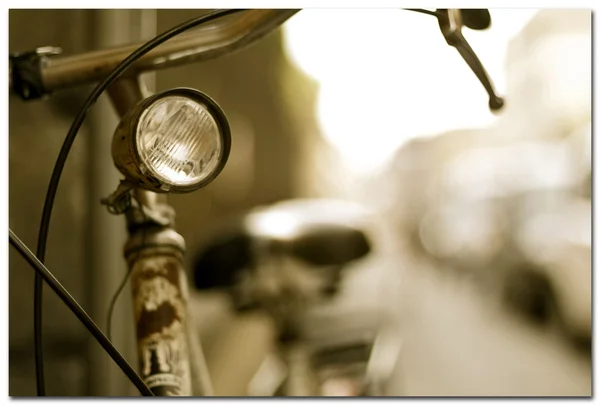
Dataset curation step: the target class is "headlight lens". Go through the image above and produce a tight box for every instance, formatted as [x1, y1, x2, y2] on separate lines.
[112, 88, 230, 193]
[137, 96, 222, 187]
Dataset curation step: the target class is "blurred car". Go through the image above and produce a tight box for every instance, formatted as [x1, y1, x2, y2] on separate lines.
[410, 121, 591, 351]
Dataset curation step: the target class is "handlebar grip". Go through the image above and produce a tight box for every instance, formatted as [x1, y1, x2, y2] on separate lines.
[460, 9, 492, 30]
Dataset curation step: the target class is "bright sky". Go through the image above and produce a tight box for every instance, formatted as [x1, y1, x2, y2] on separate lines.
[283, 9, 539, 175]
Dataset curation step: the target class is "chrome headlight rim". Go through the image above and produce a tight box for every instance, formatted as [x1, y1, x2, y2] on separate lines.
[112, 87, 231, 193]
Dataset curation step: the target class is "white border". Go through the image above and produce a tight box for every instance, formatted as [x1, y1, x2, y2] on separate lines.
[3, 0, 599, 8]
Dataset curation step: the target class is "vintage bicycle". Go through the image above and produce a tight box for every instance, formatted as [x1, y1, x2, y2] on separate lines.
[9, 8, 504, 396]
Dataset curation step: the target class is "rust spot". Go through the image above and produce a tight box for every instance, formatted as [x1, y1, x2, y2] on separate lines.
[162, 260, 181, 287]
[131, 258, 182, 291]
[137, 302, 180, 339]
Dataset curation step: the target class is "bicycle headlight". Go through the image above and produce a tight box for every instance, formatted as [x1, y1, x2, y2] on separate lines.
[112, 87, 231, 193]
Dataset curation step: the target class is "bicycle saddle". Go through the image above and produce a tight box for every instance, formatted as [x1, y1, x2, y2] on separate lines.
[193, 199, 372, 290]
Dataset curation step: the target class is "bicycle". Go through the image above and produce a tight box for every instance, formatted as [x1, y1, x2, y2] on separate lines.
[192, 198, 394, 396]
[9, 8, 505, 396]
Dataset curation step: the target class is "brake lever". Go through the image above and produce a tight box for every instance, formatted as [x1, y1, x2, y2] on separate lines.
[436, 9, 504, 111]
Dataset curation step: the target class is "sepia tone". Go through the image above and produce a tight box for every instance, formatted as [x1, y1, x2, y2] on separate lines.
[8, 8, 591, 397]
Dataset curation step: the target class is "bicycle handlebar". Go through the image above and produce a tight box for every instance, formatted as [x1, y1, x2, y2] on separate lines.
[10, 9, 299, 99]
[10, 9, 503, 111]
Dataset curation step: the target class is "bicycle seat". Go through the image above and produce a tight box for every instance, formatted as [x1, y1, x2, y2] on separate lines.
[284, 222, 371, 266]
[193, 199, 372, 290]
[193, 229, 254, 290]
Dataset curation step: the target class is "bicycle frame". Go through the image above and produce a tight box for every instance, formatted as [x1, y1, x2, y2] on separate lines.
[9, 8, 503, 396]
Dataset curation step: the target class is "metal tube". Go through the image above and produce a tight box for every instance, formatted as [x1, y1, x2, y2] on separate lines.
[107, 76, 148, 117]
[41, 10, 299, 94]
[280, 343, 318, 396]
[125, 239, 194, 396]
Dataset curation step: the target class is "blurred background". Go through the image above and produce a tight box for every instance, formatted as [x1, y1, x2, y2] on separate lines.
[9, 8, 591, 397]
